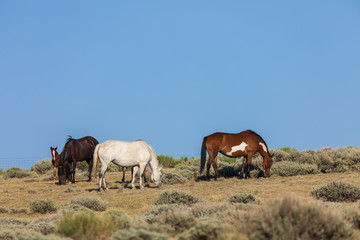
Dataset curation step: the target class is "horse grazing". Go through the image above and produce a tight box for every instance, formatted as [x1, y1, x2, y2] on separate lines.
[201, 130, 273, 180]
[92, 140, 162, 191]
[58, 136, 99, 185]
[50, 147, 60, 184]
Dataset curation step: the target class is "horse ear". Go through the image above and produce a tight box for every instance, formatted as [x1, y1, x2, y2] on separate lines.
[50, 146, 53, 150]
[55, 147, 58, 150]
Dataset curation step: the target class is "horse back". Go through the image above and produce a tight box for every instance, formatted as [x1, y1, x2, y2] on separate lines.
[206, 130, 265, 155]
[62, 136, 98, 162]
[98, 140, 152, 166]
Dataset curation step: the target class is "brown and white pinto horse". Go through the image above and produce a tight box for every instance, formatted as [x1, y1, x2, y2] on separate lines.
[201, 130, 273, 180]
[50, 147, 60, 184]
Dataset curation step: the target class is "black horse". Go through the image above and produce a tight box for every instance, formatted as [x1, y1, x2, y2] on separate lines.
[58, 136, 99, 185]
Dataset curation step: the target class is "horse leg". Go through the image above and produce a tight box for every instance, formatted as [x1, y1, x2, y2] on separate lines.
[143, 166, 147, 183]
[206, 151, 216, 181]
[240, 156, 247, 179]
[99, 163, 108, 191]
[71, 159, 76, 184]
[122, 167, 125, 182]
[139, 163, 146, 189]
[87, 159, 93, 182]
[53, 167, 56, 185]
[131, 166, 139, 189]
[246, 153, 254, 179]
[212, 156, 218, 181]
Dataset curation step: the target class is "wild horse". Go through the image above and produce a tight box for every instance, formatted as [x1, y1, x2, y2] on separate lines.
[201, 130, 273, 180]
[50, 146, 60, 185]
[92, 140, 161, 191]
[58, 136, 99, 185]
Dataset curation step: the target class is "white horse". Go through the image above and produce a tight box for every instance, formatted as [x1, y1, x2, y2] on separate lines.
[92, 140, 162, 190]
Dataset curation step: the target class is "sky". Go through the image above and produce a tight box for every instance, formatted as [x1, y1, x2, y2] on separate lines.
[0, 1, 359, 170]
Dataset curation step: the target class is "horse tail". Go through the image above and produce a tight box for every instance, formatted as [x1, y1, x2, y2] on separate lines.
[92, 144, 101, 180]
[200, 137, 208, 173]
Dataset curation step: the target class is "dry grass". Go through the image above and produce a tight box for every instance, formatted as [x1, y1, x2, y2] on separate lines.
[1, 170, 360, 219]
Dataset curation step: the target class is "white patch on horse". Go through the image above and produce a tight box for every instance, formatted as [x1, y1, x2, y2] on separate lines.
[259, 142, 267, 152]
[52, 150, 56, 159]
[227, 142, 247, 156]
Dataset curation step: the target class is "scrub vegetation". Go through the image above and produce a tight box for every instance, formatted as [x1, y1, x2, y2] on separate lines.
[1, 147, 360, 239]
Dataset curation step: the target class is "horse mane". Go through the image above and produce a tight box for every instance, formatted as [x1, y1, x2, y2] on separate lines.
[66, 135, 73, 143]
[59, 136, 74, 162]
[247, 130, 272, 156]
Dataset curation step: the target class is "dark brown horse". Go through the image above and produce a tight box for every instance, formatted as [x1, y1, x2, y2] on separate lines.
[50, 147, 60, 185]
[201, 130, 273, 180]
[58, 136, 99, 185]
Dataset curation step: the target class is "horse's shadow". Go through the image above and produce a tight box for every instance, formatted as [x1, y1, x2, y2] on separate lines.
[195, 164, 265, 181]
[86, 182, 152, 192]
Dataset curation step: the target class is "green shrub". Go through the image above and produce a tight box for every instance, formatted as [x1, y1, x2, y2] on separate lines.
[178, 220, 229, 240]
[0, 217, 29, 226]
[269, 149, 290, 163]
[31, 159, 53, 175]
[162, 172, 187, 185]
[6, 167, 22, 172]
[18, 232, 70, 240]
[246, 196, 354, 240]
[340, 206, 360, 229]
[278, 147, 297, 154]
[163, 213, 196, 233]
[142, 204, 187, 224]
[4, 169, 38, 179]
[157, 155, 180, 168]
[174, 166, 199, 180]
[56, 212, 116, 240]
[154, 191, 200, 207]
[104, 209, 131, 229]
[30, 199, 58, 214]
[61, 204, 94, 215]
[70, 197, 107, 211]
[0, 229, 66, 240]
[315, 154, 335, 173]
[28, 219, 56, 235]
[109, 228, 170, 240]
[218, 155, 238, 164]
[0, 206, 8, 213]
[190, 203, 232, 218]
[271, 161, 318, 177]
[227, 193, 260, 204]
[76, 161, 89, 171]
[10, 208, 28, 214]
[311, 181, 360, 202]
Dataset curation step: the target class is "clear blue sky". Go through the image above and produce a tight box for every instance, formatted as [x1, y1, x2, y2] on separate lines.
[1, 1, 359, 170]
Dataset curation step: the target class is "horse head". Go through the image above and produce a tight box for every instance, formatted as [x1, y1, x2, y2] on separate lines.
[50, 147, 59, 166]
[262, 155, 273, 178]
[151, 167, 162, 187]
[58, 162, 71, 185]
